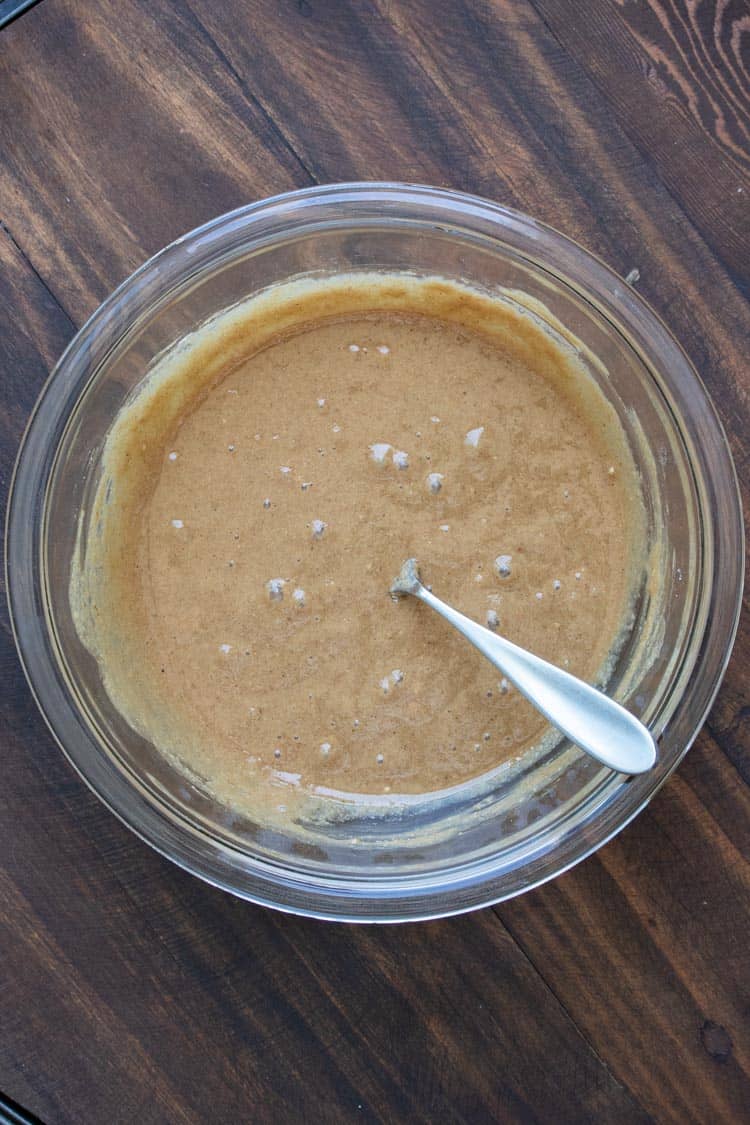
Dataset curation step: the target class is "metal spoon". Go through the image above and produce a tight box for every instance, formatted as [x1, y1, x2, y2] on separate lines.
[390, 558, 656, 775]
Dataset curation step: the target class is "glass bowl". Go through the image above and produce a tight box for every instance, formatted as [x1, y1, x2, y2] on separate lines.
[6, 184, 743, 921]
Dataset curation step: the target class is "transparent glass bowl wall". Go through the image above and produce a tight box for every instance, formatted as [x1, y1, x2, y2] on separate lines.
[7, 185, 743, 921]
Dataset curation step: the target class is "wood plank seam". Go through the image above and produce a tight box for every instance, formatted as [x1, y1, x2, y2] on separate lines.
[0, 221, 77, 332]
[490, 902, 655, 1121]
[178, 0, 318, 187]
[706, 711, 750, 789]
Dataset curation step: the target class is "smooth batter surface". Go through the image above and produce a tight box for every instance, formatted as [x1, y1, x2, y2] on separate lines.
[73, 275, 644, 818]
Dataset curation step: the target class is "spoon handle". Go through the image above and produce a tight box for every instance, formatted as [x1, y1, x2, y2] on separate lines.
[413, 583, 656, 775]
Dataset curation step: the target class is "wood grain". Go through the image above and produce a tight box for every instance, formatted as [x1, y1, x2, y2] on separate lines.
[530, 0, 750, 292]
[1, 2, 748, 1122]
[498, 731, 750, 1122]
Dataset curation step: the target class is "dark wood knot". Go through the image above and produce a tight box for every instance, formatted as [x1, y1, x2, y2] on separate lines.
[700, 1020, 733, 1064]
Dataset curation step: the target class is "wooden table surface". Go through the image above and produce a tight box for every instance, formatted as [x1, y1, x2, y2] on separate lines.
[1, 2, 748, 1122]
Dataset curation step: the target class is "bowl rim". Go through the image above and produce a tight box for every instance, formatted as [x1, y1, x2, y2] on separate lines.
[5, 181, 745, 922]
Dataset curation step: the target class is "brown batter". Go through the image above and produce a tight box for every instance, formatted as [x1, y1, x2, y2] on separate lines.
[73, 274, 644, 820]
